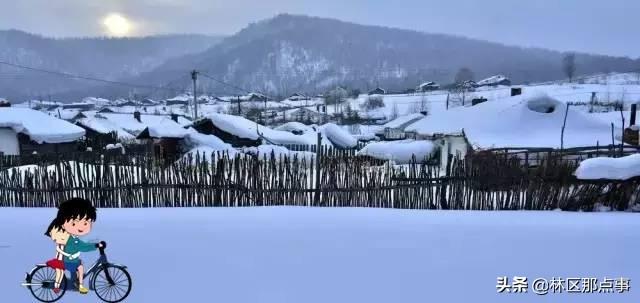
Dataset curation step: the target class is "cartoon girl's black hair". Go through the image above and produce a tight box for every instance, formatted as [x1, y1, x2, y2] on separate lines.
[44, 217, 64, 237]
[56, 198, 97, 223]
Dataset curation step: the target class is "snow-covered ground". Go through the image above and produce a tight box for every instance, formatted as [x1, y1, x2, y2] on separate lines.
[1, 207, 638, 303]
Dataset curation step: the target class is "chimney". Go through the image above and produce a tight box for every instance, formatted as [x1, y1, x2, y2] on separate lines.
[133, 111, 141, 122]
[171, 114, 179, 122]
[631, 104, 637, 126]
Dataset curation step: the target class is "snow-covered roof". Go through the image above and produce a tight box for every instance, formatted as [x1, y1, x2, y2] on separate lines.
[184, 131, 234, 151]
[406, 95, 620, 149]
[167, 94, 191, 102]
[140, 119, 192, 139]
[275, 122, 315, 134]
[47, 108, 85, 121]
[357, 140, 435, 164]
[75, 117, 135, 140]
[418, 82, 439, 87]
[98, 113, 191, 136]
[203, 113, 330, 146]
[574, 154, 640, 180]
[477, 75, 509, 86]
[0, 108, 85, 143]
[82, 97, 111, 106]
[321, 123, 358, 148]
[382, 113, 426, 131]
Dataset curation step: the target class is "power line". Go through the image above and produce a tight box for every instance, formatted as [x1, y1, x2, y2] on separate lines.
[198, 72, 253, 94]
[0, 61, 183, 93]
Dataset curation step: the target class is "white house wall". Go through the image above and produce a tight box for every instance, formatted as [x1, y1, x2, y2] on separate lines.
[0, 128, 20, 155]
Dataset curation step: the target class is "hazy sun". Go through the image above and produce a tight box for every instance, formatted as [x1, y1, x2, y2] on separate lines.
[102, 13, 132, 36]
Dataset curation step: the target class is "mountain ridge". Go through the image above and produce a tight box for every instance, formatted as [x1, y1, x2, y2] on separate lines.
[3, 14, 639, 102]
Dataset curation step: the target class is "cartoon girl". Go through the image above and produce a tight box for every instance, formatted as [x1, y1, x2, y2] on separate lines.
[44, 218, 76, 294]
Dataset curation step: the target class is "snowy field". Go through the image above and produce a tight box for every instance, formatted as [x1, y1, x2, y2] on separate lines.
[1, 207, 639, 303]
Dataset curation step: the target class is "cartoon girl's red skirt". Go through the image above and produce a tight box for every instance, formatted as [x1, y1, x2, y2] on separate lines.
[46, 259, 65, 270]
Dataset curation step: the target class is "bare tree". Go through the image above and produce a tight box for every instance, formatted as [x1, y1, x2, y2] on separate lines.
[563, 53, 577, 83]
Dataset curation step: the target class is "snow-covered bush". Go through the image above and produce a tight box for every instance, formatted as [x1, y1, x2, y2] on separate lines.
[362, 95, 385, 110]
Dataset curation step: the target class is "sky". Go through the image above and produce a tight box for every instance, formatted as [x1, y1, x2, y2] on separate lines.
[2, 0, 639, 58]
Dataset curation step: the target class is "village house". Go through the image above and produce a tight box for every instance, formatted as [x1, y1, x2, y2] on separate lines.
[476, 75, 511, 87]
[377, 113, 427, 141]
[47, 108, 87, 122]
[368, 87, 386, 95]
[286, 93, 310, 101]
[96, 112, 191, 137]
[191, 113, 327, 148]
[404, 95, 620, 168]
[137, 118, 192, 163]
[286, 107, 329, 124]
[416, 82, 440, 92]
[75, 115, 136, 149]
[0, 107, 85, 156]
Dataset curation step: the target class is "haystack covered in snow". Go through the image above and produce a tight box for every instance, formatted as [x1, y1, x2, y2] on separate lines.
[406, 95, 619, 150]
[0, 108, 85, 155]
[357, 140, 436, 164]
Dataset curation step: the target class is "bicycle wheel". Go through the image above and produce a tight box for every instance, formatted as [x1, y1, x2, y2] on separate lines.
[92, 265, 132, 303]
[28, 266, 67, 303]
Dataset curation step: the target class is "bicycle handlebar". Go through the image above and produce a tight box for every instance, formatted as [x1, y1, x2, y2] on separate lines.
[97, 241, 107, 255]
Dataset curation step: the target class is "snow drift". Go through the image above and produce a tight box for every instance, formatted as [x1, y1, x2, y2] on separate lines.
[321, 123, 358, 149]
[406, 94, 619, 149]
[574, 154, 640, 180]
[357, 140, 435, 164]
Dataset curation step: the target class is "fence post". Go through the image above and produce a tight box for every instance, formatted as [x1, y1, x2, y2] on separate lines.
[440, 153, 452, 209]
[314, 132, 322, 205]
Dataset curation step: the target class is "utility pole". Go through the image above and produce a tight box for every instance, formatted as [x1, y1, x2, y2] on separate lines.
[191, 70, 199, 119]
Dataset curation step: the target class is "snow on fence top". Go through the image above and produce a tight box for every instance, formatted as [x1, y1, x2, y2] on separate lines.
[321, 123, 358, 149]
[205, 113, 330, 146]
[357, 140, 435, 164]
[574, 154, 640, 181]
[241, 145, 316, 162]
[406, 94, 618, 149]
[0, 108, 85, 143]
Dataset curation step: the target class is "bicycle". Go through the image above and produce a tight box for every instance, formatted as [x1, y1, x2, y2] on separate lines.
[22, 241, 132, 303]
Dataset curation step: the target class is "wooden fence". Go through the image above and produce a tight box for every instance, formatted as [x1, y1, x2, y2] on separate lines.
[0, 149, 638, 211]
